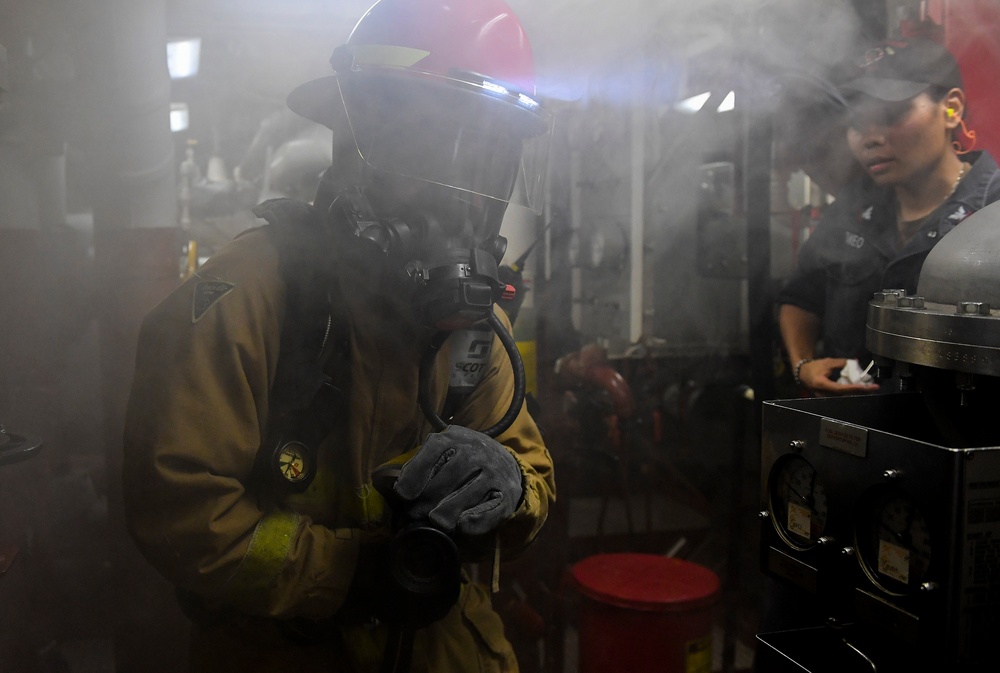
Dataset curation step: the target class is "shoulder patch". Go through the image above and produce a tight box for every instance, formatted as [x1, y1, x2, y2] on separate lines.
[192, 281, 236, 323]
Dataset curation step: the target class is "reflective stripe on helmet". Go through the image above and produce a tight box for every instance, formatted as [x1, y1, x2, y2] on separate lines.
[348, 44, 430, 69]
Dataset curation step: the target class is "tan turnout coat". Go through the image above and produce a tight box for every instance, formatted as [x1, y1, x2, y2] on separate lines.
[123, 226, 555, 672]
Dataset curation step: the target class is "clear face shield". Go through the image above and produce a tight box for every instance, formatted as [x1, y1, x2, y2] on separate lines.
[315, 70, 551, 329]
[335, 70, 551, 257]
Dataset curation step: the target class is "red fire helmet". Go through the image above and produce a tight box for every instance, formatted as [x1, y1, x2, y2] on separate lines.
[288, 0, 551, 215]
[344, 0, 537, 95]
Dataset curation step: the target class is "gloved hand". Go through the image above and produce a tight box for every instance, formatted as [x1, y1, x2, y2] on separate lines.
[393, 425, 523, 536]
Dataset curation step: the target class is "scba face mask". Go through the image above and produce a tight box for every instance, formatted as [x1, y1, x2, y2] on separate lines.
[329, 181, 514, 331]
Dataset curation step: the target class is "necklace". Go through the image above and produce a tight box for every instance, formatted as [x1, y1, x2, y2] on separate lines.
[946, 162, 969, 200]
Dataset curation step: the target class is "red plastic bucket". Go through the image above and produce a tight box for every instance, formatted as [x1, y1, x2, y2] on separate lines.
[569, 553, 720, 673]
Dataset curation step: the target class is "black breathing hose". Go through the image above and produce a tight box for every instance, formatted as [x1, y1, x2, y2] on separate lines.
[418, 311, 526, 438]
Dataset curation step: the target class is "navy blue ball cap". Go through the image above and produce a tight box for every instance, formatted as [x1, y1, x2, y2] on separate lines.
[840, 37, 962, 102]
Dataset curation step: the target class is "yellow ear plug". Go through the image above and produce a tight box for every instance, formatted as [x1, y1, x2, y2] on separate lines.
[947, 108, 956, 118]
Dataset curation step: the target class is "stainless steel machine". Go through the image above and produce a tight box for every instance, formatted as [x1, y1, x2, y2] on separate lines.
[757, 201, 1000, 673]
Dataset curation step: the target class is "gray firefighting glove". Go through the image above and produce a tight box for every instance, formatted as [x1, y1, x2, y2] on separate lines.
[394, 425, 524, 536]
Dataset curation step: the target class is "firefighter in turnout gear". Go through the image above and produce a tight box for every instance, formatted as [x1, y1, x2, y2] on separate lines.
[122, 0, 555, 670]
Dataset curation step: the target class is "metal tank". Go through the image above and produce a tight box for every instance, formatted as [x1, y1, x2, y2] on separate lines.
[757, 201, 1000, 672]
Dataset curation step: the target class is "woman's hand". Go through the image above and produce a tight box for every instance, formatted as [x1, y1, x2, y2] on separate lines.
[797, 357, 879, 396]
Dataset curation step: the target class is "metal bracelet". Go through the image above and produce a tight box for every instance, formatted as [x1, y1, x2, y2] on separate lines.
[793, 358, 815, 387]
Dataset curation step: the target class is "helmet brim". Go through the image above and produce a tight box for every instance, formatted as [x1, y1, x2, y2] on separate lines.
[287, 75, 343, 130]
[287, 69, 551, 213]
[839, 77, 931, 103]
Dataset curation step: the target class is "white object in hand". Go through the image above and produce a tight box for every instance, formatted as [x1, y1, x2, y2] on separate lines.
[837, 359, 875, 385]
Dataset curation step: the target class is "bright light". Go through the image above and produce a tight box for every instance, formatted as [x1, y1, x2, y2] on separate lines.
[481, 80, 539, 110]
[170, 102, 190, 132]
[167, 38, 201, 79]
[518, 93, 540, 109]
[717, 91, 735, 112]
[483, 80, 509, 96]
[674, 92, 711, 114]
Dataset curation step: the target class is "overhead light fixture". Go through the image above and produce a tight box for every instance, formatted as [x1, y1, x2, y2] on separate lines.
[167, 38, 201, 79]
[717, 91, 735, 113]
[170, 102, 190, 132]
[674, 92, 711, 114]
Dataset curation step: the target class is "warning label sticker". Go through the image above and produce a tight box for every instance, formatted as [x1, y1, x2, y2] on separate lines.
[878, 539, 910, 585]
[787, 502, 812, 541]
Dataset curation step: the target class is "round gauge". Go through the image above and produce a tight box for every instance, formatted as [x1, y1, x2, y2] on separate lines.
[272, 440, 315, 490]
[768, 454, 829, 549]
[855, 487, 932, 595]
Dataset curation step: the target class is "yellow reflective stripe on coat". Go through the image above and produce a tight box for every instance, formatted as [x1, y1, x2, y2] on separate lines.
[353, 483, 386, 530]
[226, 511, 301, 597]
[285, 471, 388, 532]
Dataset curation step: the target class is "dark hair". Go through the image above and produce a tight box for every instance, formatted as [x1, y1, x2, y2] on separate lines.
[926, 85, 949, 102]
